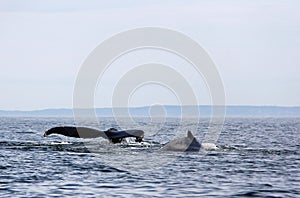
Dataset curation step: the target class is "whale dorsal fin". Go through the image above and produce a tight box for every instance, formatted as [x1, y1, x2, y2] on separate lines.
[187, 130, 194, 139]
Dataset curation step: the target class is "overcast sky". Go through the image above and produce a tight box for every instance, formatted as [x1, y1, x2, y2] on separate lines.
[0, 0, 299, 110]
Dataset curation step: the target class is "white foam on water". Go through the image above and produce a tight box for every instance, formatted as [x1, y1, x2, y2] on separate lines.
[49, 141, 72, 145]
[122, 141, 152, 148]
[201, 143, 219, 150]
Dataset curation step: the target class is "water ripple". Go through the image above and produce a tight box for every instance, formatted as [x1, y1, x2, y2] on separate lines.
[0, 117, 299, 197]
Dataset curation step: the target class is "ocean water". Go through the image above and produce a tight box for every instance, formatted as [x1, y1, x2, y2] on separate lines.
[0, 117, 299, 197]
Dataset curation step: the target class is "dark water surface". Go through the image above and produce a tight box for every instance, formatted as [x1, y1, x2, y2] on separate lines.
[0, 117, 299, 197]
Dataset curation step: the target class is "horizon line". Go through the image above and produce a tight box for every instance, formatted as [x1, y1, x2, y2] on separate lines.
[1, 104, 300, 112]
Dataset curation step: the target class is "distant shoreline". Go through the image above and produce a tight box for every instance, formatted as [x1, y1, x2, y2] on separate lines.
[0, 105, 299, 118]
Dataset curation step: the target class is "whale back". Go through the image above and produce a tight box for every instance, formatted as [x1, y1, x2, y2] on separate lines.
[160, 130, 201, 152]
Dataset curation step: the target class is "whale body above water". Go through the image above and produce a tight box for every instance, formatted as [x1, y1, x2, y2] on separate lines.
[160, 131, 201, 152]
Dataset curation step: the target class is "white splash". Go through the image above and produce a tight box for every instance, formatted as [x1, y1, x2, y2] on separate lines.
[201, 143, 219, 150]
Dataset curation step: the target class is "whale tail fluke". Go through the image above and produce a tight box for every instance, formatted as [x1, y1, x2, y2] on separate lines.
[44, 126, 144, 143]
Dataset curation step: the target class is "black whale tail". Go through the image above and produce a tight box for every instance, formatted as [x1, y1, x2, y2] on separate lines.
[44, 126, 144, 143]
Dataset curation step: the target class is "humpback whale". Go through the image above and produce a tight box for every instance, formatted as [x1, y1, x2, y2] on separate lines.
[44, 127, 216, 152]
[44, 127, 144, 143]
[160, 131, 201, 152]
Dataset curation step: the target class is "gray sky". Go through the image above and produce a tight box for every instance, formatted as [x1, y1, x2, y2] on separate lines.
[0, 0, 299, 110]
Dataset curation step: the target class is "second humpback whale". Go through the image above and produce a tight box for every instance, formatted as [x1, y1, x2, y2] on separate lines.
[160, 131, 201, 152]
[44, 126, 144, 143]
